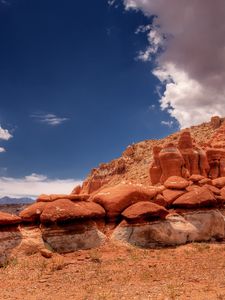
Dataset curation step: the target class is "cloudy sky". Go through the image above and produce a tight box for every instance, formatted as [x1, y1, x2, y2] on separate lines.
[0, 0, 224, 197]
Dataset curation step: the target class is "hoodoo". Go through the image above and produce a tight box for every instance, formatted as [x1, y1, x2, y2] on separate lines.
[1, 116, 225, 265]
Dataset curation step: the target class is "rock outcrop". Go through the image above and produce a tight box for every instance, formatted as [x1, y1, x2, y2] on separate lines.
[112, 210, 224, 247]
[2, 116, 225, 263]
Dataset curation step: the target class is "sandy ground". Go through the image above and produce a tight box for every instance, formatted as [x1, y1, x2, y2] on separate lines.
[1, 241, 225, 300]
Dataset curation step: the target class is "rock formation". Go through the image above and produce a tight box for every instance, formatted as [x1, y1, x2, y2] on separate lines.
[2, 116, 225, 264]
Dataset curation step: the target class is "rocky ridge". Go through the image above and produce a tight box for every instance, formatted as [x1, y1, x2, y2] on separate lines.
[1, 116, 225, 265]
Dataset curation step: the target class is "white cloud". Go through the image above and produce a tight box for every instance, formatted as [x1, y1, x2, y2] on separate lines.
[161, 120, 174, 128]
[124, 0, 225, 128]
[108, 0, 116, 6]
[0, 126, 13, 140]
[0, 147, 6, 153]
[31, 113, 69, 126]
[0, 173, 82, 198]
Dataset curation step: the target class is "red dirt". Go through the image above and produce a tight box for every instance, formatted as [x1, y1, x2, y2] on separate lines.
[1, 241, 225, 300]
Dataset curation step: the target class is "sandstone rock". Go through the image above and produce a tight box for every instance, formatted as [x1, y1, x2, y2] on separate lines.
[221, 187, 225, 198]
[41, 221, 106, 253]
[212, 177, 225, 188]
[0, 227, 22, 266]
[211, 116, 221, 129]
[149, 146, 162, 185]
[189, 174, 206, 182]
[198, 178, 212, 186]
[204, 184, 221, 195]
[19, 202, 46, 223]
[164, 176, 189, 190]
[13, 226, 46, 256]
[178, 131, 200, 175]
[186, 185, 201, 192]
[71, 185, 82, 195]
[40, 248, 53, 258]
[0, 212, 21, 225]
[158, 143, 186, 183]
[121, 201, 169, 222]
[173, 187, 217, 208]
[153, 194, 167, 207]
[111, 210, 224, 247]
[162, 189, 186, 206]
[37, 194, 89, 203]
[40, 199, 105, 224]
[91, 183, 158, 219]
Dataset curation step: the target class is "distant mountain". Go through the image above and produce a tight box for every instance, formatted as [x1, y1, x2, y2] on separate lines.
[0, 196, 34, 205]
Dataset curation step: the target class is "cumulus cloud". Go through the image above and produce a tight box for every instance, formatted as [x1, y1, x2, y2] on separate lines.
[0, 126, 13, 140]
[31, 113, 69, 126]
[0, 173, 82, 198]
[0, 147, 6, 153]
[124, 0, 225, 128]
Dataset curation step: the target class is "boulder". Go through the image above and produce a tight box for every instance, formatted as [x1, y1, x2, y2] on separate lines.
[40, 199, 105, 224]
[41, 221, 106, 253]
[221, 187, 225, 198]
[212, 177, 225, 188]
[189, 174, 206, 182]
[71, 185, 82, 195]
[162, 189, 186, 206]
[19, 202, 46, 223]
[111, 210, 224, 247]
[0, 212, 21, 225]
[153, 194, 167, 207]
[173, 187, 217, 208]
[204, 184, 221, 195]
[36, 194, 89, 203]
[186, 185, 201, 192]
[121, 201, 169, 222]
[90, 183, 158, 219]
[198, 178, 212, 186]
[164, 176, 189, 190]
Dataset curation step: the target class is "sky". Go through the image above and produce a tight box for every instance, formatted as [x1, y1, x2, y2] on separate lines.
[0, 0, 225, 197]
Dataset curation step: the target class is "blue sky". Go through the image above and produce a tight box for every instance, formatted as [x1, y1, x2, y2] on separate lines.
[0, 0, 181, 196]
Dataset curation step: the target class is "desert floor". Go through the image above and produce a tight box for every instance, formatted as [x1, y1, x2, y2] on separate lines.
[1, 241, 225, 300]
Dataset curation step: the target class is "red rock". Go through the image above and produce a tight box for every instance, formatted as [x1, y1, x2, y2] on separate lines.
[71, 185, 82, 195]
[212, 177, 225, 188]
[207, 149, 225, 179]
[197, 148, 210, 177]
[36, 194, 89, 202]
[178, 131, 200, 175]
[189, 174, 206, 182]
[0, 211, 21, 225]
[149, 146, 162, 185]
[164, 176, 189, 190]
[81, 178, 110, 194]
[162, 189, 186, 206]
[220, 158, 225, 177]
[90, 184, 158, 219]
[204, 184, 221, 195]
[173, 187, 217, 208]
[19, 202, 46, 222]
[198, 178, 212, 186]
[158, 144, 186, 183]
[40, 199, 105, 224]
[121, 201, 169, 221]
[211, 116, 221, 129]
[215, 196, 225, 206]
[186, 185, 201, 192]
[220, 187, 225, 198]
[153, 194, 167, 207]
